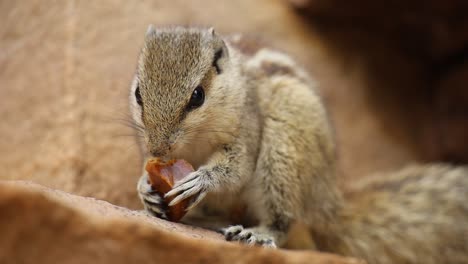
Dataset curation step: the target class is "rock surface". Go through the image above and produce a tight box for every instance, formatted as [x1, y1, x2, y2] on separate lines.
[0, 181, 363, 264]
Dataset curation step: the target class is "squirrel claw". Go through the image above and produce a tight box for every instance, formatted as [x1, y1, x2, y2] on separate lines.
[138, 174, 169, 220]
[222, 225, 277, 248]
[165, 170, 210, 208]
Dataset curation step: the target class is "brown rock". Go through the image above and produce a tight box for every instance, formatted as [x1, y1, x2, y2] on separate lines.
[0, 181, 363, 264]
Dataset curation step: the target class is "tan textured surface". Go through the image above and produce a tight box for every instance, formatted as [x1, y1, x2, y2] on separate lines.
[0, 181, 363, 264]
[0, 0, 418, 209]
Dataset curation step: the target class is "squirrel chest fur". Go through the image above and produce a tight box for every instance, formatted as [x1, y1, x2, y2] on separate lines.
[130, 26, 468, 264]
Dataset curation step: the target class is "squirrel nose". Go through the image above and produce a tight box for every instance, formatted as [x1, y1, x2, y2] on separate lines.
[150, 149, 165, 157]
[149, 146, 171, 157]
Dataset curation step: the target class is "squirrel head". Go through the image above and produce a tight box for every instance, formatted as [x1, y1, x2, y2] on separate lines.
[130, 26, 244, 160]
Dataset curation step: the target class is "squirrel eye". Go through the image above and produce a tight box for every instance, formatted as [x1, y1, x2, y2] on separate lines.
[187, 86, 205, 110]
[135, 85, 143, 106]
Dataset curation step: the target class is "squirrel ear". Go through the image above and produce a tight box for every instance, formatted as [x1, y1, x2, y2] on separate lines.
[206, 27, 229, 74]
[146, 24, 156, 37]
[209, 28, 227, 54]
[212, 36, 229, 74]
[209, 27, 216, 36]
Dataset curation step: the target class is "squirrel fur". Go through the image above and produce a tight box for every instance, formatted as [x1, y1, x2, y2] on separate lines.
[129, 26, 468, 263]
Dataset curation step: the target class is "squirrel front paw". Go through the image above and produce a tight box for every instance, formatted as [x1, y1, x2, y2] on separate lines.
[137, 174, 169, 219]
[222, 225, 277, 248]
[164, 170, 211, 211]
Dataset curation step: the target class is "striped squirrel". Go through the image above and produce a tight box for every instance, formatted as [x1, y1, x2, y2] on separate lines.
[130, 26, 468, 264]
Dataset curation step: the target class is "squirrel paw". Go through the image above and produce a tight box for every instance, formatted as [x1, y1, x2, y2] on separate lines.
[137, 174, 169, 220]
[221, 225, 277, 248]
[165, 170, 209, 211]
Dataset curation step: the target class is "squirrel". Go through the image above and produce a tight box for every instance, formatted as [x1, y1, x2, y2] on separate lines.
[129, 26, 468, 263]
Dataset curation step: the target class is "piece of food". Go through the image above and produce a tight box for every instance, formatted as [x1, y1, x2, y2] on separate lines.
[145, 158, 194, 222]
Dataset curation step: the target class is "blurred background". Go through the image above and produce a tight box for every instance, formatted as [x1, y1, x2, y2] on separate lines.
[1, 0, 467, 209]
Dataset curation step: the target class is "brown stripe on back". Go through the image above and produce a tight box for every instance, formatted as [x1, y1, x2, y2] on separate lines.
[260, 61, 295, 77]
[227, 35, 265, 56]
[228, 34, 298, 78]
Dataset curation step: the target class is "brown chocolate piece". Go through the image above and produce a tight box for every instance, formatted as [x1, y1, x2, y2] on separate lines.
[145, 158, 194, 222]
